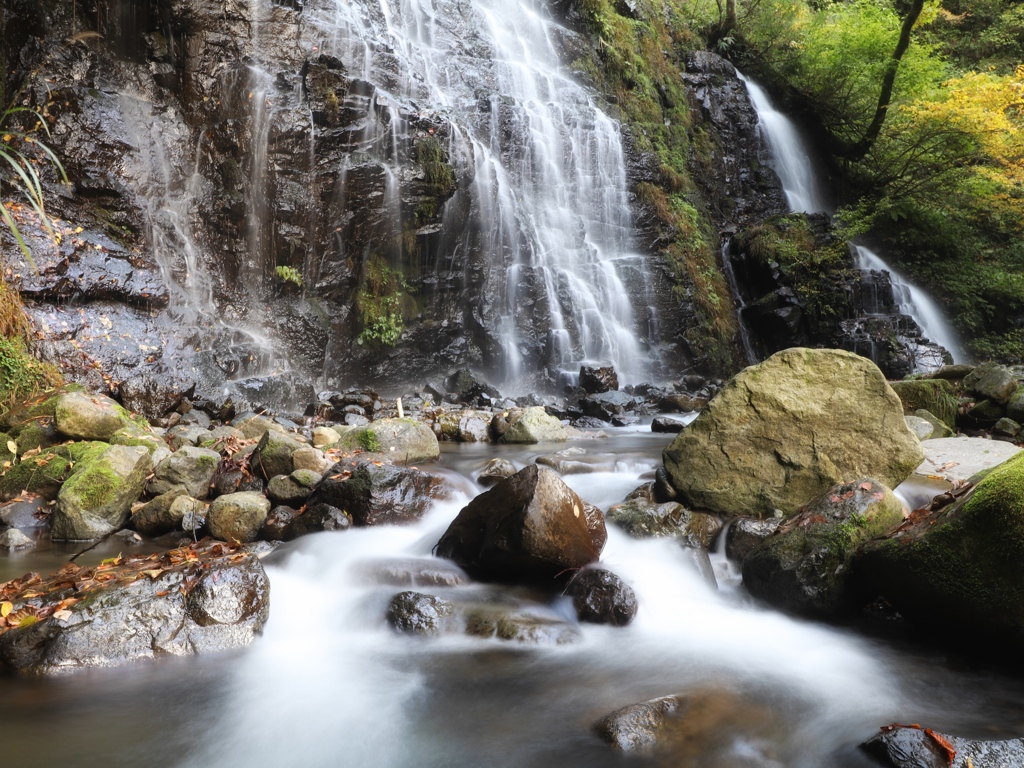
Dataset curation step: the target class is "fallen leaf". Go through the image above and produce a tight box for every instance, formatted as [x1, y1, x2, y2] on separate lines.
[53, 609, 72, 621]
[5, 440, 15, 455]
[924, 729, 956, 765]
[0, 602, 12, 617]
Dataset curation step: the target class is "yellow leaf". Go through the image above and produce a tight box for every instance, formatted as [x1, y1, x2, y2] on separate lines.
[5, 440, 15, 455]
[0, 602, 12, 617]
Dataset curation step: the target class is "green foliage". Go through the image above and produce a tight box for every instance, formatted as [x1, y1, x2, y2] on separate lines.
[275, 265, 303, 287]
[356, 255, 411, 348]
[415, 137, 456, 193]
[357, 429, 381, 453]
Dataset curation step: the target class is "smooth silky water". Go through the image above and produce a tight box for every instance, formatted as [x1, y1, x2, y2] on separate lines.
[3, 429, 1024, 768]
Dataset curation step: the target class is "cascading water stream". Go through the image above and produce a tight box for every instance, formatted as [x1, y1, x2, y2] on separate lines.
[737, 71, 964, 365]
[308, 0, 655, 385]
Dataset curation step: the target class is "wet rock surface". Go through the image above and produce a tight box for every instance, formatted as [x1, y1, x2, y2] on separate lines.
[436, 465, 601, 583]
[862, 725, 1024, 768]
[309, 459, 444, 527]
[386, 591, 455, 636]
[0, 541, 270, 673]
[565, 568, 637, 626]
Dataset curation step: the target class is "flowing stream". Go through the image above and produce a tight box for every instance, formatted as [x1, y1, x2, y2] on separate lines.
[4, 430, 1024, 767]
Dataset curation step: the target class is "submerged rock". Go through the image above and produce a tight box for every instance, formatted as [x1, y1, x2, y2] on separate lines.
[862, 724, 1024, 768]
[594, 695, 683, 751]
[435, 465, 601, 583]
[464, 607, 580, 645]
[565, 568, 637, 626]
[386, 591, 455, 636]
[607, 497, 721, 550]
[742, 478, 904, 616]
[663, 349, 924, 518]
[0, 528, 34, 550]
[0, 541, 270, 673]
[359, 558, 467, 588]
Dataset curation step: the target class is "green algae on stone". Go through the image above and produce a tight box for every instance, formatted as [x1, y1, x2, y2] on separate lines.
[889, 379, 958, 429]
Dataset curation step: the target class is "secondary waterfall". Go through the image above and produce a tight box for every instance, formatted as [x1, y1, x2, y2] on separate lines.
[738, 71, 964, 365]
[309, 0, 654, 385]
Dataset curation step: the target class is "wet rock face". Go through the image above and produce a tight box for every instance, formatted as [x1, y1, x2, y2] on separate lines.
[309, 460, 444, 527]
[435, 465, 601, 583]
[386, 591, 455, 636]
[0, 542, 270, 673]
[579, 365, 618, 394]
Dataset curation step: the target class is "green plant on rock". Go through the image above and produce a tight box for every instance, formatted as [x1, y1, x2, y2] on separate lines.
[357, 429, 381, 453]
[356, 255, 412, 348]
[415, 136, 456, 193]
[275, 265, 303, 287]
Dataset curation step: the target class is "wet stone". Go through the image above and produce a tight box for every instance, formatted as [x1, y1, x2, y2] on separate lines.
[565, 568, 637, 626]
[386, 591, 455, 636]
[358, 558, 467, 588]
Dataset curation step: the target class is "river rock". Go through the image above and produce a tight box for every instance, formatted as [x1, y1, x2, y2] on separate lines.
[54, 392, 131, 442]
[0, 542, 270, 673]
[535, 447, 596, 474]
[206, 491, 271, 544]
[0, 442, 110, 502]
[260, 505, 298, 541]
[52, 445, 153, 540]
[593, 695, 683, 751]
[1006, 387, 1024, 423]
[565, 568, 637, 626]
[500, 407, 567, 444]
[282, 503, 352, 539]
[435, 465, 601, 582]
[725, 517, 781, 563]
[581, 391, 637, 422]
[0, 496, 50, 529]
[211, 459, 265, 496]
[742, 478, 905, 616]
[915, 437, 1021, 483]
[963, 362, 1018, 405]
[0, 528, 34, 550]
[858, 452, 1024, 650]
[579, 365, 618, 394]
[663, 348, 925, 518]
[464, 606, 581, 645]
[309, 459, 443, 526]
[994, 417, 1021, 438]
[312, 426, 341, 448]
[386, 591, 455, 636]
[253, 430, 306, 480]
[147, 446, 221, 498]
[165, 424, 214, 451]
[651, 416, 686, 433]
[607, 497, 721, 550]
[292, 445, 330, 474]
[966, 398, 1003, 423]
[913, 409, 953, 439]
[266, 469, 321, 506]
[889, 379, 958, 429]
[905, 415, 935, 441]
[348, 419, 440, 463]
[118, 373, 195, 421]
[131, 486, 190, 536]
[862, 724, 1024, 768]
[477, 458, 517, 487]
[584, 502, 608, 554]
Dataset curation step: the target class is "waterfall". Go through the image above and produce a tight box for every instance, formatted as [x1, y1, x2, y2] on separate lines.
[737, 71, 964, 365]
[854, 246, 965, 363]
[309, 0, 654, 386]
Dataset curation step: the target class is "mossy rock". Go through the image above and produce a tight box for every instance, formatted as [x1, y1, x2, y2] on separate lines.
[53, 445, 153, 540]
[0, 384, 84, 435]
[743, 478, 904, 616]
[338, 419, 440, 463]
[889, 379, 958, 429]
[857, 452, 1024, 650]
[109, 423, 163, 454]
[54, 391, 132, 441]
[0, 441, 108, 501]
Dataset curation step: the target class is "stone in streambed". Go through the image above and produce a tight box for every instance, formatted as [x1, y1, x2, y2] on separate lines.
[266, 469, 321, 506]
[477, 458, 517, 487]
[742, 478, 904, 616]
[386, 591, 455, 636]
[593, 695, 683, 751]
[913, 409, 953, 439]
[651, 416, 686, 433]
[206, 491, 271, 544]
[53, 445, 153, 540]
[964, 362, 1019, 405]
[340, 419, 440, 463]
[725, 517, 781, 564]
[358, 558, 467, 588]
[464, 606, 581, 645]
[132, 486, 190, 536]
[889, 379, 959, 429]
[253, 430, 307, 480]
[0, 442, 108, 502]
[309, 460, 443, 526]
[118, 373, 195, 421]
[915, 437, 1021, 483]
[0, 528, 34, 550]
[663, 349, 924, 518]
[499, 407, 567, 444]
[147, 445, 221, 499]
[282, 503, 352, 539]
[435, 465, 601, 583]
[861, 724, 1024, 768]
[607, 497, 721, 550]
[565, 568, 637, 626]
[905, 415, 936, 441]
[579, 365, 619, 394]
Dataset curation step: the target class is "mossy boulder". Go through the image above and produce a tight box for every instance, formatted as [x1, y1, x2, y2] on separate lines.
[253, 430, 306, 480]
[889, 379, 958, 429]
[14, 421, 60, 454]
[857, 452, 1024, 649]
[963, 362, 1018, 405]
[742, 478, 905, 616]
[338, 419, 440, 464]
[500, 407, 567, 444]
[148, 446, 221, 499]
[1007, 387, 1024, 423]
[54, 391, 133, 442]
[0, 441, 108, 501]
[266, 469, 321, 506]
[663, 349, 924, 518]
[53, 445, 153, 540]
[109, 423, 164, 454]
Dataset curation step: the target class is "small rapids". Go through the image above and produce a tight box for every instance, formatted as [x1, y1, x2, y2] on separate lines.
[5, 432, 1024, 768]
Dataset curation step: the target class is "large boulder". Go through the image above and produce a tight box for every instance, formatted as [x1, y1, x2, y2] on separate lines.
[663, 349, 925, 518]
[0, 542, 269, 672]
[500, 407, 567, 444]
[435, 465, 601, 582]
[206, 491, 271, 544]
[147, 446, 221, 499]
[118, 373, 195, 421]
[742, 478, 905, 616]
[52, 445, 153, 540]
[54, 392, 133, 442]
[857, 452, 1024, 650]
[309, 460, 444, 526]
[579, 365, 618, 394]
